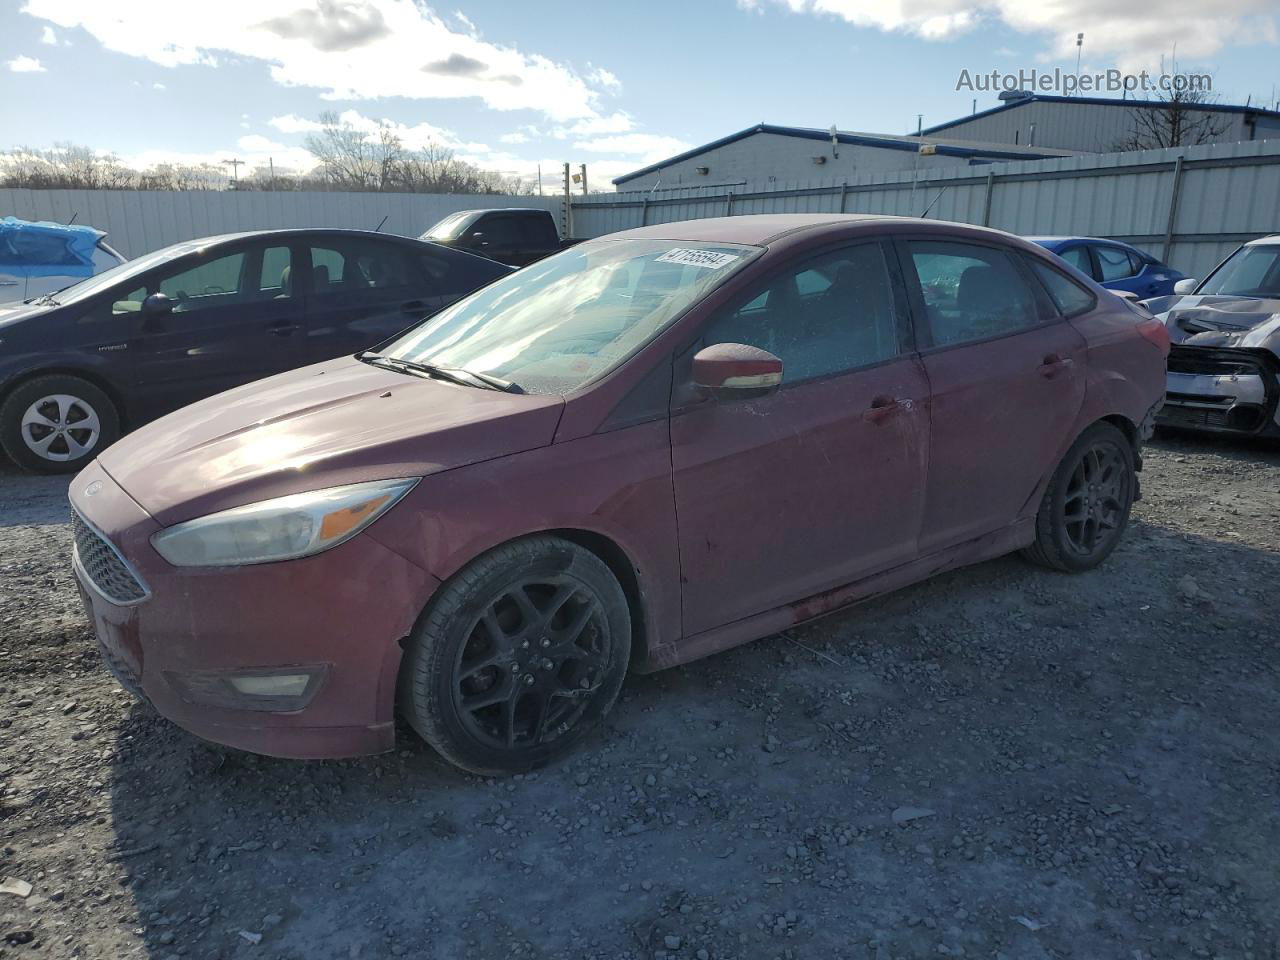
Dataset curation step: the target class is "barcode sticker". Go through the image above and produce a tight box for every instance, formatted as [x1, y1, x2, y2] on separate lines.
[655, 248, 740, 270]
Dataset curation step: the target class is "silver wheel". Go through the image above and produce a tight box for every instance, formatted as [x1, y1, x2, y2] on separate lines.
[20, 394, 102, 462]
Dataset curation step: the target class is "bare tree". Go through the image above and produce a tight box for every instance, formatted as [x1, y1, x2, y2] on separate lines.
[0, 144, 137, 189]
[1115, 70, 1228, 150]
[303, 111, 406, 191]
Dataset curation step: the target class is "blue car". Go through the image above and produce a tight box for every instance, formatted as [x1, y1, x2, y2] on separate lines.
[1028, 237, 1186, 298]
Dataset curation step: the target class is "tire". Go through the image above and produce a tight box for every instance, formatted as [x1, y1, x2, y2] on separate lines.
[1022, 422, 1136, 573]
[0, 375, 121, 475]
[400, 536, 631, 776]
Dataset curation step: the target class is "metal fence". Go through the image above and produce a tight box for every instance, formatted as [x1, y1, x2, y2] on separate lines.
[569, 139, 1280, 280]
[0, 188, 564, 259]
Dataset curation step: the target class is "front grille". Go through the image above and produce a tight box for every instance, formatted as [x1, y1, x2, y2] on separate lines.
[72, 510, 148, 605]
[1159, 404, 1264, 431]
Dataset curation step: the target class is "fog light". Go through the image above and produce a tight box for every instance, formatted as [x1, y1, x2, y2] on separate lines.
[228, 673, 312, 697]
[166, 665, 329, 712]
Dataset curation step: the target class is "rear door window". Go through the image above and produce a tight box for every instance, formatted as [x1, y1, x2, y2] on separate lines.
[907, 240, 1048, 347]
[307, 240, 417, 297]
[1093, 245, 1138, 282]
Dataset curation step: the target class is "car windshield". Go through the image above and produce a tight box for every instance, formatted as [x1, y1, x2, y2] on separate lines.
[382, 239, 759, 395]
[1198, 244, 1280, 298]
[32, 239, 209, 304]
[422, 212, 476, 241]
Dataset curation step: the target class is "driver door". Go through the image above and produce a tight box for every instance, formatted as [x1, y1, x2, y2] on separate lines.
[670, 241, 930, 636]
[125, 241, 308, 419]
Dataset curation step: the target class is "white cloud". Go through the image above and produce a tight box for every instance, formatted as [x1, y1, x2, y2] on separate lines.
[40, 25, 56, 44]
[587, 65, 621, 92]
[237, 134, 290, 152]
[7, 55, 46, 72]
[552, 112, 634, 138]
[750, 0, 1279, 69]
[152, 81, 166, 90]
[499, 131, 530, 144]
[20, 0, 619, 121]
[268, 113, 326, 133]
[573, 133, 692, 164]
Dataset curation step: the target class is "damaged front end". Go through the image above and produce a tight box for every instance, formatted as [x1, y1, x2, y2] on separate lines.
[1148, 294, 1280, 438]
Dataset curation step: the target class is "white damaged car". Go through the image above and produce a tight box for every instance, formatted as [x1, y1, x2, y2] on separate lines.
[1144, 236, 1280, 438]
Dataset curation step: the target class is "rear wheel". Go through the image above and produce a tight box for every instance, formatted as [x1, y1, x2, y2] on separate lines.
[0, 375, 120, 474]
[1022, 422, 1135, 572]
[400, 536, 630, 776]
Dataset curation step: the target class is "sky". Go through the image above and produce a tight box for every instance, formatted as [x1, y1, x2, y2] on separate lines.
[2, 0, 1279, 191]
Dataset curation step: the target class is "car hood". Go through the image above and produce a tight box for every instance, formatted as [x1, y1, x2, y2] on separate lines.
[1144, 294, 1280, 352]
[98, 356, 565, 526]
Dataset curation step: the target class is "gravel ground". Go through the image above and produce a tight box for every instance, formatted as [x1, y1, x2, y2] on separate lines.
[1, 432, 1278, 960]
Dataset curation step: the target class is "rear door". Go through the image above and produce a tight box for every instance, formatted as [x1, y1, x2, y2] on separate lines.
[300, 236, 446, 362]
[670, 241, 930, 635]
[125, 240, 308, 417]
[899, 237, 1087, 555]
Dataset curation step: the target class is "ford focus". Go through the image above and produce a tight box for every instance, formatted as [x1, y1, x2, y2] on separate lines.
[70, 214, 1168, 774]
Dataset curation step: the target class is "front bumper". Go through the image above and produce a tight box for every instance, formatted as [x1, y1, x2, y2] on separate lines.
[1157, 345, 1280, 437]
[69, 461, 440, 759]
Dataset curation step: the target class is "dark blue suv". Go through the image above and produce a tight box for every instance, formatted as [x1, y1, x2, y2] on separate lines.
[0, 228, 509, 473]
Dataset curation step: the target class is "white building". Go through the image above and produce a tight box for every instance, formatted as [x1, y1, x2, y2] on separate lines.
[921, 94, 1280, 153]
[611, 124, 1074, 192]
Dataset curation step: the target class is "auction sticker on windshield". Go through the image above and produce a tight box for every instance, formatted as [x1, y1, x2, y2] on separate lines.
[655, 248, 740, 269]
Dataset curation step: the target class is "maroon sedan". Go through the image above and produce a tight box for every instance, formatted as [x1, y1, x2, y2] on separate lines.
[70, 215, 1169, 774]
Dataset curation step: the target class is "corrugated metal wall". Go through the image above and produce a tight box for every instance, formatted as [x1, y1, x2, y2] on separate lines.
[571, 139, 1280, 280]
[0, 189, 564, 258]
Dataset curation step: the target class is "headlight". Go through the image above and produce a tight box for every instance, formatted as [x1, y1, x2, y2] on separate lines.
[151, 478, 418, 567]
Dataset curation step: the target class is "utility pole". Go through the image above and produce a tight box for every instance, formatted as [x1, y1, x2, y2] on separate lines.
[579, 163, 588, 195]
[916, 114, 923, 136]
[268, 157, 275, 191]
[1075, 33, 1084, 91]
[222, 157, 244, 188]
[537, 163, 542, 196]
[562, 162, 572, 240]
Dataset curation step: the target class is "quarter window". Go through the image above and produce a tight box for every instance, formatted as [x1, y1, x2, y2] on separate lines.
[908, 241, 1045, 347]
[1058, 245, 1092, 276]
[1029, 260, 1096, 317]
[703, 244, 900, 383]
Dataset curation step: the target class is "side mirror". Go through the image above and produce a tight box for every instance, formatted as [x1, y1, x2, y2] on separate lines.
[1173, 278, 1198, 295]
[141, 292, 174, 315]
[693, 342, 783, 395]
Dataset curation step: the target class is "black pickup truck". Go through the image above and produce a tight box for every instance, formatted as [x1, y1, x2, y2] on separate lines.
[420, 208, 578, 268]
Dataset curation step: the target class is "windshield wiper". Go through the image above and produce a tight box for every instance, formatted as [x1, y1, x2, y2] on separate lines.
[358, 353, 522, 393]
[25, 294, 60, 306]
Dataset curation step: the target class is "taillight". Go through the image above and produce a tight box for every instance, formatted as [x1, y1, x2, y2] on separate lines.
[1137, 317, 1171, 356]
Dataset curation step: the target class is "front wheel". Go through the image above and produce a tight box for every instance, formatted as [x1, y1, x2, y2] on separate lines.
[400, 536, 631, 776]
[1022, 422, 1136, 572]
[0, 375, 121, 474]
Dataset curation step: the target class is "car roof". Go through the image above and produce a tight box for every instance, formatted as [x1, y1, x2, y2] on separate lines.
[607, 214, 934, 246]
[1244, 234, 1280, 246]
[1027, 236, 1131, 247]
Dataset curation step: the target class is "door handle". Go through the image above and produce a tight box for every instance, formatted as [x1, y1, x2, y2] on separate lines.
[862, 395, 912, 424]
[268, 320, 301, 336]
[400, 299, 428, 315]
[1038, 354, 1074, 378]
